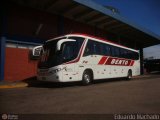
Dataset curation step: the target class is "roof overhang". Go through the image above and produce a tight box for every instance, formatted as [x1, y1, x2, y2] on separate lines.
[9, 0, 160, 48]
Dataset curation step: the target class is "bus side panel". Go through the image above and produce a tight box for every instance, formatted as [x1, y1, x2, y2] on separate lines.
[76, 55, 96, 80]
[110, 66, 128, 78]
[62, 64, 82, 82]
[77, 55, 112, 80]
[133, 60, 140, 76]
[94, 65, 112, 79]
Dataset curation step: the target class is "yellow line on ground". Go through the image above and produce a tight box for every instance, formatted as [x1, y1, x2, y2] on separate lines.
[0, 83, 28, 89]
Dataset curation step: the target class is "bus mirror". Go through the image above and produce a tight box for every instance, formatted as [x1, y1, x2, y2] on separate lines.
[30, 45, 42, 60]
[56, 39, 76, 51]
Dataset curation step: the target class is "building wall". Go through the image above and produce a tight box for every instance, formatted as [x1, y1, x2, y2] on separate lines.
[4, 47, 37, 81]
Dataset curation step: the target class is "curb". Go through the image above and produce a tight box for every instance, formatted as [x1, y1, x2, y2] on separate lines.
[0, 82, 28, 89]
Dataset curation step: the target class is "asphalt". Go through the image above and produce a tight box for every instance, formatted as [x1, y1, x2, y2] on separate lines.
[0, 73, 160, 119]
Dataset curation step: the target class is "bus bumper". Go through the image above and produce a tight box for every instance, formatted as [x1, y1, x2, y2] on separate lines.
[37, 74, 62, 82]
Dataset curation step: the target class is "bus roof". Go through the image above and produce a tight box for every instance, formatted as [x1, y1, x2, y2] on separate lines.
[47, 33, 139, 53]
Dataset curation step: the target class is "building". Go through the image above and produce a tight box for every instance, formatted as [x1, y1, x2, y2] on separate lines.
[1, 0, 160, 81]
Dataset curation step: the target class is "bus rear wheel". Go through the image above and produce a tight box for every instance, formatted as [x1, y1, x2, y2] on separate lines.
[126, 70, 132, 80]
[82, 70, 92, 85]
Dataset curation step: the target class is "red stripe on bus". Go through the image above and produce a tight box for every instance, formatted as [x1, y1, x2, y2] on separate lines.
[130, 61, 135, 66]
[98, 56, 108, 65]
[129, 60, 132, 66]
[129, 60, 133, 66]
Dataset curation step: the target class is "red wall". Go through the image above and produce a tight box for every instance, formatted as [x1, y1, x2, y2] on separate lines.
[4, 48, 37, 81]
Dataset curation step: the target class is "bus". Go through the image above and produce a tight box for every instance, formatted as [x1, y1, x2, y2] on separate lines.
[37, 34, 140, 85]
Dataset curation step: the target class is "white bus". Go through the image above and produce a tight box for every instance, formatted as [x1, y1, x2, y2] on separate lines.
[37, 34, 140, 85]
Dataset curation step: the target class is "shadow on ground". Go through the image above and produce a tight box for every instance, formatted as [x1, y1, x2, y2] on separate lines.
[22, 76, 129, 88]
[22, 71, 160, 88]
[23, 77, 80, 88]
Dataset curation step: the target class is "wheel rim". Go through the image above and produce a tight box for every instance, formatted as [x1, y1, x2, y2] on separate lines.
[129, 74, 131, 79]
[84, 74, 90, 83]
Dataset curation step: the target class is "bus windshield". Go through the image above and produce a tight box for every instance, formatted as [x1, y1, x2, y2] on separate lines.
[38, 37, 84, 68]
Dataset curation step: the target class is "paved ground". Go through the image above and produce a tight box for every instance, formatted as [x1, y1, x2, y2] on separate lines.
[0, 74, 160, 114]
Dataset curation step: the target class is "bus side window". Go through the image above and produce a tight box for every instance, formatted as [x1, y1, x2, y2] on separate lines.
[123, 49, 128, 59]
[62, 42, 76, 61]
[128, 50, 133, 59]
[133, 52, 139, 60]
[120, 48, 125, 58]
[125, 50, 134, 59]
[120, 48, 128, 58]
[83, 40, 94, 56]
[92, 41, 102, 55]
[111, 46, 120, 57]
[102, 44, 111, 56]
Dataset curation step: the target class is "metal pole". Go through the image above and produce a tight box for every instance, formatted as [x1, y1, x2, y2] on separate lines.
[140, 47, 144, 75]
[0, 1, 7, 81]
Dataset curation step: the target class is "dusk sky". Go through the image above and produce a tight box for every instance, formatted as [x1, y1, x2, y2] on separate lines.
[93, 0, 160, 59]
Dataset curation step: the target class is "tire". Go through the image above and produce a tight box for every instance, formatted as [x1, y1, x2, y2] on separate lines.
[126, 70, 132, 80]
[82, 70, 92, 85]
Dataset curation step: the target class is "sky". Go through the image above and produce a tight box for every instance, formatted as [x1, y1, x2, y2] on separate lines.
[93, 0, 160, 59]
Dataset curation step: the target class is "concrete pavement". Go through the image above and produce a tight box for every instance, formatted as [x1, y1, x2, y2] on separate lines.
[0, 74, 160, 114]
